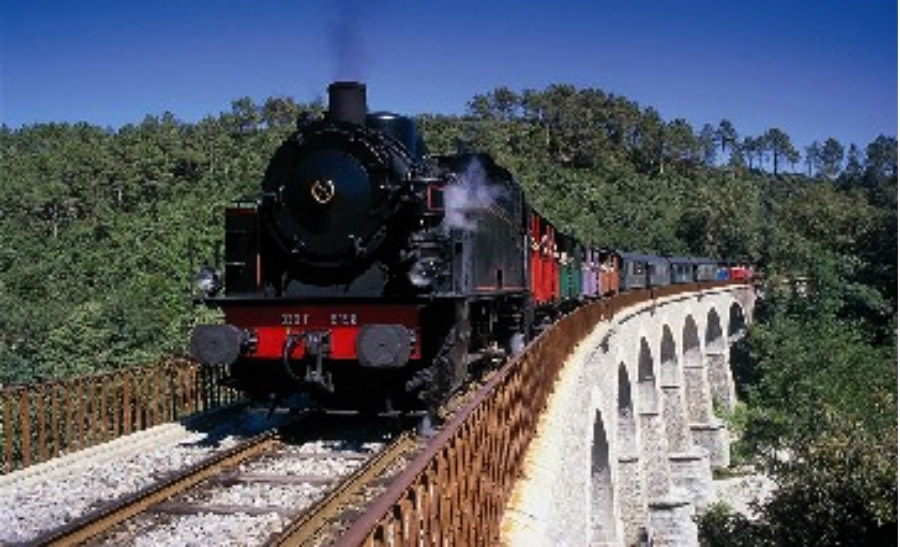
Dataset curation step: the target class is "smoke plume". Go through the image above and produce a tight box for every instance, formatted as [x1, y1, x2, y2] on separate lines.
[330, 0, 368, 82]
[442, 157, 506, 232]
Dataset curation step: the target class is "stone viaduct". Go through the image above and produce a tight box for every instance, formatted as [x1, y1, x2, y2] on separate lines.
[502, 284, 756, 546]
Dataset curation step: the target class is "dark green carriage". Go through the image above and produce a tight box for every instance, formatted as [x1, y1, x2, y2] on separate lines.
[557, 233, 583, 303]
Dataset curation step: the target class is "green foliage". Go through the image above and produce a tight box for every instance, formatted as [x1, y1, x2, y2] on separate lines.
[697, 503, 758, 547]
[703, 170, 897, 544]
[760, 416, 897, 546]
[1, 81, 896, 542]
[0, 98, 306, 385]
[703, 412, 897, 547]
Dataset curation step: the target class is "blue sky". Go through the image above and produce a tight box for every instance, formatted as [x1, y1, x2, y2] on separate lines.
[1, 0, 896, 151]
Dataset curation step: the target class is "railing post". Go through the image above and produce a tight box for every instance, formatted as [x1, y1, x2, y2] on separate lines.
[122, 374, 131, 436]
[19, 389, 31, 469]
[37, 386, 47, 464]
[3, 391, 15, 472]
[100, 375, 109, 444]
[49, 385, 60, 460]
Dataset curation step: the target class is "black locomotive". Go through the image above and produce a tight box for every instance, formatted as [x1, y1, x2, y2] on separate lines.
[191, 82, 531, 410]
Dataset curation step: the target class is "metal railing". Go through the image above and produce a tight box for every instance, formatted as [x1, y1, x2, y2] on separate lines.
[1, 358, 239, 474]
[337, 283, 742, 545]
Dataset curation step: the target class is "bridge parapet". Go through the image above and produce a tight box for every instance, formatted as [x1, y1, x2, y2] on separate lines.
[502, 284, 754, 546]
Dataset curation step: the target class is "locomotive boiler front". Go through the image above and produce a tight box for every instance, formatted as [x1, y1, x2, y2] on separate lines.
[261, 82, 416, 285]
[191, 82, 441, 401]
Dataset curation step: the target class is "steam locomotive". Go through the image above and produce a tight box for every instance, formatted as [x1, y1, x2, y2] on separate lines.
[189, 81, 750, 411]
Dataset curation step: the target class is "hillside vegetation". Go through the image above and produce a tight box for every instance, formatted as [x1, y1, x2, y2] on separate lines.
[1, 85, 896, 542]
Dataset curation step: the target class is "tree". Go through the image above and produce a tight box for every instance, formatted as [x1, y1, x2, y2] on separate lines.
[261, 97, 300, 130]
[229, 97, 260, 134]
[763, 128, 797, 175]
[663, 118, 700, 171]
[635, 106, 665, 174]
[820, 137, 845, 179]
[805, 141, 822, 178]
[742, 136, 762, 170]
[839, 144, 864, 185]
[864, 135, 898, 185]
[467, 93, 493, 120]
[715, 119, 739, 163]
[491, 86, 520, 120]
[699, 123, 718, 166]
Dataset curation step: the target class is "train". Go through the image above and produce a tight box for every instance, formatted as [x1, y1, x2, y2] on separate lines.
[189, 81, 752, 411]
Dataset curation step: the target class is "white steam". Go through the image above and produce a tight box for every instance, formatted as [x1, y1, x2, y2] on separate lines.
[406, 157, 507, 289]
[442, 158, 505, 232]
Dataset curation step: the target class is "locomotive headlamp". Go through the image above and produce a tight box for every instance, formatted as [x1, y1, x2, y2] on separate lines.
[196, 265, 223, 296]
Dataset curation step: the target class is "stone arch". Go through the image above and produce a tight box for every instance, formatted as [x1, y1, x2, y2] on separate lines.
[659, 325, 690, 453]
[705, 308, 735, 413]
[636, 337, 657, 413]
[659, 325, 677, 390]
[705, 309, 725, 353]
[682, 315, 701, 368]
[590, 410, 617, 545]
[617, 363, 637, 454]
[616, 363, 645, 545]
[728, 302, 746, 340]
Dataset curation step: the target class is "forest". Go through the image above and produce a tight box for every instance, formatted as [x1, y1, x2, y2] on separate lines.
[1, 84, 896, 543]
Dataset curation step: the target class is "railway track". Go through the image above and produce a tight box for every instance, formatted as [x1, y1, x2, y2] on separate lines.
[25, 411, 420, 546]
[4, 350, 516, 546]
[4, 283, 748, 545]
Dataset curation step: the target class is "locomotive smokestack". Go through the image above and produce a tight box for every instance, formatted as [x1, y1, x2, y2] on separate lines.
[328, 81, 367, 125]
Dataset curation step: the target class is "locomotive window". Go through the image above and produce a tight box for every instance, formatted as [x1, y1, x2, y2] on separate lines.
[427, 185, 444, 210]
[632, 262, 645, 275]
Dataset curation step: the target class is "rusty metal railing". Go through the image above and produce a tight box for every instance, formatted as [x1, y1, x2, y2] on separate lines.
[1, 358, 239, 474]
[337, 282, 742, 545]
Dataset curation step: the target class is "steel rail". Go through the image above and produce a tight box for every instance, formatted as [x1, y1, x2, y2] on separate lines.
[32, 430, 281, 546]
[265, 430, 420, 546]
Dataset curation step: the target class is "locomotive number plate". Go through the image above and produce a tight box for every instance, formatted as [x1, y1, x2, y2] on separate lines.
[330, 313, 357, 326]
[280, 313, 310, 326]
[279, 313, 358, 326]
